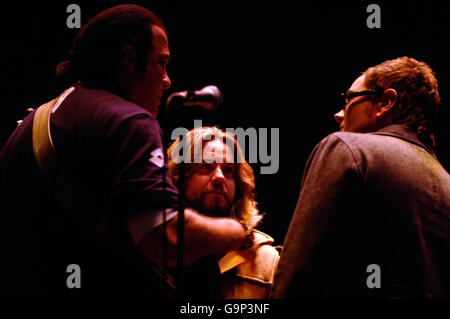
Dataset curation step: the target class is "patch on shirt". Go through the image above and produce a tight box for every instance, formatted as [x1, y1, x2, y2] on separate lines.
[149, 148, 164, 168]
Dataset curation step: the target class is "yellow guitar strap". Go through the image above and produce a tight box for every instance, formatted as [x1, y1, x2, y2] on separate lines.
[32, 98, 57, 175]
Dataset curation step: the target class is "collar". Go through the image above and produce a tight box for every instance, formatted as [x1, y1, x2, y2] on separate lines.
[218, 230, 274, 274]
[370, 124, 436, 157]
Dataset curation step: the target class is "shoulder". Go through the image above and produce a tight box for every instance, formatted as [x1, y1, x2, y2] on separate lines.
[302, 131, 403, 188]
[89, 88, 154, 121]
[218, 230, 280, 285]
[304, 132, 366, 176]
[62, 86, 156, 124]
[318, 131, 382, 151]
[237, 230, 280, 284]
[70, 86, 162, 138]
[311, 130, 441, 187]
[252, 229, 275, 246]
[313, 130, 412, 168]
[320, 130, 415, 155]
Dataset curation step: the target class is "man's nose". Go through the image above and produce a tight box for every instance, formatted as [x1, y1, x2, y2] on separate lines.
[162, 74, 171, 90]
[211, 167, 225, 184]
[334, 109, 344, 124]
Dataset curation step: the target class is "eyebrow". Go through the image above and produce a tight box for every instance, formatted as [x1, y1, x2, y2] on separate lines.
[222, 162, 236, 167]
[198, 160, 236, 165]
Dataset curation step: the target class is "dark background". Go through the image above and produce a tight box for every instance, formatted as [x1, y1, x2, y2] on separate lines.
[1, 0, 449, 245]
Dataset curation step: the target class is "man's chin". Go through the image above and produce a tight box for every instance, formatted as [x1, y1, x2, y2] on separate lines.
[143, 100, 159, 117]
[198, 202, 231, 218]
[149, 104, 159, 117]
[188, 195, 232, 217]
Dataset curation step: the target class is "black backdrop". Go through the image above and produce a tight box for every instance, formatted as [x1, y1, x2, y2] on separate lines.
[1, 0, 449, 245]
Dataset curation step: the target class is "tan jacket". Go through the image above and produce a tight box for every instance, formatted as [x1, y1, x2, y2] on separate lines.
[218, 230, 280, 299]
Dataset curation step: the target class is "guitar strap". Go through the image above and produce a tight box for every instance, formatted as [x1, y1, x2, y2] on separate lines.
[32, 90, 176, 297]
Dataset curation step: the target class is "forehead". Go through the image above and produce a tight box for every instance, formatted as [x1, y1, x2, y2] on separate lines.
[348, 74, 367, 92]
[202, 139, 234, 163]
[151, 25, 169, 54]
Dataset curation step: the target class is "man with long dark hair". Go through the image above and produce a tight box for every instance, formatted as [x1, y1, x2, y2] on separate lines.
[168, 127, 280, 298]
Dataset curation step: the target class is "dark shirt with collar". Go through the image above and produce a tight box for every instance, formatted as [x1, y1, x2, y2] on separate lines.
[272, 124, 450, 298]
[0, 86, 179, 298]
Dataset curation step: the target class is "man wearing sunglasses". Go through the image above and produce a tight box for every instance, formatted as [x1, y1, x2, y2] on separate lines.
[272, 56, 450, 298]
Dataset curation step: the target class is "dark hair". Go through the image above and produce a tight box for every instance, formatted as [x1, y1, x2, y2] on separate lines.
[55, 4, 166, 95]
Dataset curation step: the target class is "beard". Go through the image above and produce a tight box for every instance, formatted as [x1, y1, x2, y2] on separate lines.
[187, 192, 233, 217]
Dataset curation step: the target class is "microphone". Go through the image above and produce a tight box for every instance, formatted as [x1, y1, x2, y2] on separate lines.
[166, 85, 223, 111]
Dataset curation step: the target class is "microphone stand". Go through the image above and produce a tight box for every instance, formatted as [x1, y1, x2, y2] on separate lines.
[176, 158, 186, 298]
[159, 100, 177, 297]
[165, 97, 186, 299]
[166, 85, 223, 298]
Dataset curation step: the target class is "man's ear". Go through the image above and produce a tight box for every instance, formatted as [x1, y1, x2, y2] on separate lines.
[376, 88, 398, 118]
[121, 44, 137, 74]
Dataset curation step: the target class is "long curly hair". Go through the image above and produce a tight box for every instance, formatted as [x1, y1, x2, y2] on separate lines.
[167, 126, 263, 228]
